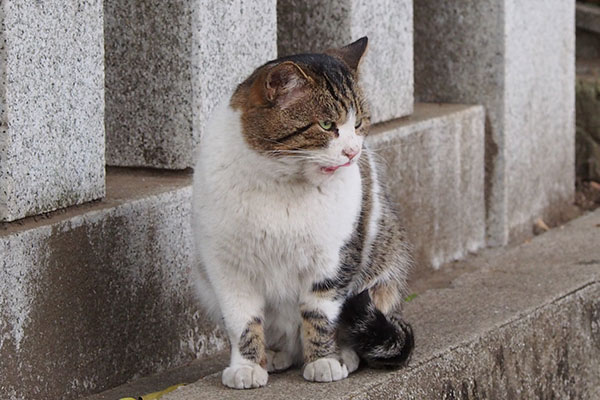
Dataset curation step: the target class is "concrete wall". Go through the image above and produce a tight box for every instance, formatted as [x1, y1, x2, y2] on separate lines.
[277, 0, 413, 123]
[415, 0, 575, 245]
[104, 0, 277, 169]
[0, 1, 105, 222]
[368, 104, 485, 270]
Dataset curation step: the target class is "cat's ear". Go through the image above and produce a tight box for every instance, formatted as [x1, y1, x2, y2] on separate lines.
[327, 36, 369, 72]
[263, 61, 312, 108]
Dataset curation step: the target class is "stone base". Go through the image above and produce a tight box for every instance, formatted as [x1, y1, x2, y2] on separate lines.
[0, 169, 225, 400]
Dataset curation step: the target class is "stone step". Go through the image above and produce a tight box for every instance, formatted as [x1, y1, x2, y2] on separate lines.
[0, 169, 212, 400]
[1, 103, 484, 400]
[369, 103, 485, 270]
[85, 208, 600, 400]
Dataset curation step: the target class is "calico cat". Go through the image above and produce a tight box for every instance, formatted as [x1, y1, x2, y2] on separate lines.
[192, 37, 414, 389]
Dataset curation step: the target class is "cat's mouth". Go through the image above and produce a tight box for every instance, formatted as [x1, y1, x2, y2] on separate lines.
[320, 160, 353, 174]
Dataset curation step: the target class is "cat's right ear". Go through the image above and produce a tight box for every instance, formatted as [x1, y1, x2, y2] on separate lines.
[326, 36, 368, 73]
[262, 61, 312, 108]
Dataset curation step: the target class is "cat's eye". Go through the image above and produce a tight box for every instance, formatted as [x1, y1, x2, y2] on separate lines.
[355, 118, 363, 129]
[318, 121, 334, 131]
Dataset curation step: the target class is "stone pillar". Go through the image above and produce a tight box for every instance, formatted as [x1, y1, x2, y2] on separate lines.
[415, 0, 575, 245]
[277, 0, 413, 123]
[104, 0, 277, 169]
[0, 1, 105, 222]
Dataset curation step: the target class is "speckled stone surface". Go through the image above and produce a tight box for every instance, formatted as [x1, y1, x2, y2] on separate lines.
[415, 0, 575, 246]
[367, 104, 486, 270]
[104, 0, 277, 169]
[277, 0, 413, 123]
[0, 169, 226, 400]
[0, 1, 105, 222]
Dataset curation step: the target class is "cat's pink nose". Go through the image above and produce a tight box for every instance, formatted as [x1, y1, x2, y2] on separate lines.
[343, 148, 359, 160]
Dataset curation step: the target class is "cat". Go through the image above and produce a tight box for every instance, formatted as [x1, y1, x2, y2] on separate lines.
[192, 36, 414, 389]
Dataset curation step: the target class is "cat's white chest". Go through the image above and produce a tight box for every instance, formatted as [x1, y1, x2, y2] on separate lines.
[193, 105, 362, 300]
[201, 166, 361, 289]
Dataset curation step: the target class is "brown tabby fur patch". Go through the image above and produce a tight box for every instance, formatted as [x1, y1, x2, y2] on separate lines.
[300, 309, 337, 363]
[230, 52, 370, 155]
[369, 281, 403, 315]
[238, 317, 267, 368]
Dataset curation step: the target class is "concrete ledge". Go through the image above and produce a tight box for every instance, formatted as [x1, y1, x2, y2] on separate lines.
[96, 209, 600, 400]
[367, 103, 486, 270]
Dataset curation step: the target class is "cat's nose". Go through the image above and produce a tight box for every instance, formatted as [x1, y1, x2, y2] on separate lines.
[342, 148, 359, 160]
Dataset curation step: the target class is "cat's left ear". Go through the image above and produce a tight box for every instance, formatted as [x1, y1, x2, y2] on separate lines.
[263, 61, 312, 108]
[327, 36, 369, 73]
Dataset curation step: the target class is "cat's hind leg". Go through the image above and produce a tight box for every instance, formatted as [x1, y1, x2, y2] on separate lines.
[266, 349, 294, 373]
[264, 302, 302, 373]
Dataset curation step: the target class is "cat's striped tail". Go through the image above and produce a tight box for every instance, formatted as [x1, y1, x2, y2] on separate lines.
[337, 290, 414, 369]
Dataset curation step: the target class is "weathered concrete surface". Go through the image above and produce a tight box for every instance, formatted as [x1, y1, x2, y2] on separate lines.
[104, 0, 276, 169]
[146, 209, 597, 400]
[368, 104, 485, 270]
[0, 1, 105, 221]
[415, 0, 575, 246]
[277, 0, 413, 123]
[0, 169, 226, 400]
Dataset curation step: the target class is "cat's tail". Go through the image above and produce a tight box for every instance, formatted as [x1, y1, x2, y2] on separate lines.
[337, 290, 414, 369]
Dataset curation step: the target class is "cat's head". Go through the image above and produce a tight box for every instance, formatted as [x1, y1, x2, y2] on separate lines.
[231, 37, 370, 182]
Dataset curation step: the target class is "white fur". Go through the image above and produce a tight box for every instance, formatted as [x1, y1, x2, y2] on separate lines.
[192, 102, 365, 387]
[303, 357, 348, 382]
[329, 109, 362, 161]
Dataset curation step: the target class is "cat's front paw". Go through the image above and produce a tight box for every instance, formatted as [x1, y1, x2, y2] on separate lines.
[266, 349, 294, 373]
[222, 363, 268, 389]
[303, 357, 349, 383]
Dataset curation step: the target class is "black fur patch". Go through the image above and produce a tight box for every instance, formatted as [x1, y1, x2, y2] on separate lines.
[338, 290, 414, 369]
